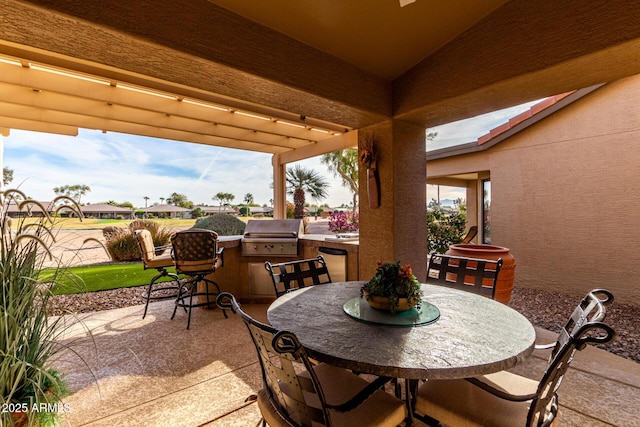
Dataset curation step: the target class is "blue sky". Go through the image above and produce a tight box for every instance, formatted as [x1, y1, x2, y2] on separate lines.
[426, 99, 541, 202]
[2, 100, 540, 209]
[2, 129, 353, 208]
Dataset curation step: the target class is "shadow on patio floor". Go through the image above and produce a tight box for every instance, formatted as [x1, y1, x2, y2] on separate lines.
[56, 300, 640, 426]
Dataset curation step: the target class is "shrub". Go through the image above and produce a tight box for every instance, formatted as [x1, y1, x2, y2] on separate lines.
[427, 208, 467, 254]
[191, 207, 205, 219]
[104, 227, 140, 261]
[328, 212, 359, 233]
[194, 213, 246, 236]
[286, 202, 294, 219]
[103, 220, 173, 261]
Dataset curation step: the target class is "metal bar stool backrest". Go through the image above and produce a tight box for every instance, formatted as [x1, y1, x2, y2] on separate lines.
[265, 255, 332, 297]
[171, 228, 220, 275]
[427, 253, 502, 299]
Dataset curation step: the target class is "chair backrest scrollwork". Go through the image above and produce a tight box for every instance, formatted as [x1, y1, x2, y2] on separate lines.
[217, 292, 333, 426]
[265, 255, 332, 297]
[427, 253, 502, 299]
[526, 289, 616, 427]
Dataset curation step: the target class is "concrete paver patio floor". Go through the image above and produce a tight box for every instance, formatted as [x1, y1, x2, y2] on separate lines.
[55, 300, 640, 426]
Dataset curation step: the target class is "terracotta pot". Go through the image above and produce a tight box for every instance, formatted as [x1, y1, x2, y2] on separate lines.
[363, 291, 414, 312]
[445, 244, 516, 304]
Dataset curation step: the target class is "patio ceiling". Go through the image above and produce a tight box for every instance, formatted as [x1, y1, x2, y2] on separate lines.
[203, 0, 509, 81]
[2, 1, 640, 161]
[0, 0, 510, 164]
[0, 54, 353, 160]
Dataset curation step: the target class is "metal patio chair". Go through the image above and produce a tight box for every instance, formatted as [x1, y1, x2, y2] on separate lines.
[427, 253, 502, 299]
[216, 292, 407, 427]
[413, 288, 616, 427]
[264, 255, 332, 298]
[461, 225, 478, 244]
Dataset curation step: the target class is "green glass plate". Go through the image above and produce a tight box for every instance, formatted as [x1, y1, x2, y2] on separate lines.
[343, 297, 440, 327]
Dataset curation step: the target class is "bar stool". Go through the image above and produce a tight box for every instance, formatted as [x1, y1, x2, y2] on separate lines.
[135, 229, 181, 319]
[170, 228, 227, 329]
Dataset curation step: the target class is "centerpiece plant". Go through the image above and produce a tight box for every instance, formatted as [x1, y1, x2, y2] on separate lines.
[361, 260, 422, 313]
[1, 189, 91, 427]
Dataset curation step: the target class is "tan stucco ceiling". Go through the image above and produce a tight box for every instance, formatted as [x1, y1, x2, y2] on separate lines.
[0, 0, 507, 159]
[206, 0, 508, 80]
[2, 0, 640, 161]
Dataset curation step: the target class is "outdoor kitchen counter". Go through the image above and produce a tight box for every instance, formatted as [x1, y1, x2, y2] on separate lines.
[215, 234, 359, 249]
[216, 235, 241, 246]
[209, 235, 359, 303]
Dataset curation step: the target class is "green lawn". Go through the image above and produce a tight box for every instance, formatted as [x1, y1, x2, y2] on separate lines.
[40, 263, 180, 295]
[36, 216, 264, 294]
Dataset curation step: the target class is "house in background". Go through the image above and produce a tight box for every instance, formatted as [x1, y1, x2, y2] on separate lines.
[79, 203, 134, 219]
[144, 204, 190, 219]
[201, 205, 239, 216]
[6, 201, 134, 219]
[249, 206, 273, 217]
[427, 74, 640, 303]
[5, 200, 53, 217]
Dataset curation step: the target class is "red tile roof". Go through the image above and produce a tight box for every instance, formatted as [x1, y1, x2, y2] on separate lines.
[476, 92, 575, 146]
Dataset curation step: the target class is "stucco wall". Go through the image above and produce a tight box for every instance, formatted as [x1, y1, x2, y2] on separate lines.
[427, 75, 640, 304]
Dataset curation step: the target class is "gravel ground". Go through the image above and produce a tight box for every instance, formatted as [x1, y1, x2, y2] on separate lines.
[48, 284, 639, 364]
[508, 287, 639, 364]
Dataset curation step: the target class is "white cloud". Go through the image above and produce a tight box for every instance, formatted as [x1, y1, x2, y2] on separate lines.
[428, 100, 543, 150]
[3, 100, 542, 209]
[2, 129, 353, 208]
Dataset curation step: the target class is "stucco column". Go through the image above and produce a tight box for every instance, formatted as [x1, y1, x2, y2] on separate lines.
[358, 120, 427, 281]
[272, 153, 286, 219]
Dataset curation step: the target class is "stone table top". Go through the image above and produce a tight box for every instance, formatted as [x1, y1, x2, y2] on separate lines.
[267, 281, 536, 380]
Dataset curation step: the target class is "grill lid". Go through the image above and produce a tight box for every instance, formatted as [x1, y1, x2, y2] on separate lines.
[243, 219, 304, 238]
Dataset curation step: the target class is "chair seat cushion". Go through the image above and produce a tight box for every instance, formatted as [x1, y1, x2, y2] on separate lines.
[145, 252, 174, 269]
[470, 370, 539, 399]
[415, 374, 551, 427]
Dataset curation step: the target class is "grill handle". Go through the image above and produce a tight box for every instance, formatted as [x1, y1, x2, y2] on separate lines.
[243, 232, 298, 238]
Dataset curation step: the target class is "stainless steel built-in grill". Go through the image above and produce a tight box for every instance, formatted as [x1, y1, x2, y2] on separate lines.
[242, 219, 303, 257]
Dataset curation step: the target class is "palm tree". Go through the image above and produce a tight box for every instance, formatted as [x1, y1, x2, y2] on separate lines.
[321, 149, 358, 214]
[286, 165, 329, 219]
[143, 196, 149, 208]
[243, 193, 254, 216]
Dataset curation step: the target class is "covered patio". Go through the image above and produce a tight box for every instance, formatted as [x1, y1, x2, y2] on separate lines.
[2, 2, 640, 426]
[57, 300, 640, 426]
[3, 1, 640, 284]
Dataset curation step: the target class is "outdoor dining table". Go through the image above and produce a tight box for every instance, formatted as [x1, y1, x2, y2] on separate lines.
[267, 281, 536, 422]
